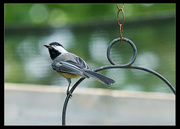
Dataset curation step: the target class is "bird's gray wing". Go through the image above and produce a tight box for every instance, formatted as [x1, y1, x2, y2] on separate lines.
[75, 57, 91, 70]
[51, 60, 89, 78]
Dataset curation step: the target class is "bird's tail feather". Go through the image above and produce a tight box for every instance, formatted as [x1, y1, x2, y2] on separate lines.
[84, 70, 115, 87]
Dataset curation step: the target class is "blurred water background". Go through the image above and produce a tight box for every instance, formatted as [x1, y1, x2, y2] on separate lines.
[4, 3, 175, 93]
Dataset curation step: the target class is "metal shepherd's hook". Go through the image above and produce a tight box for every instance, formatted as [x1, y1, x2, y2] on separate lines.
[61, 4, 175, 125]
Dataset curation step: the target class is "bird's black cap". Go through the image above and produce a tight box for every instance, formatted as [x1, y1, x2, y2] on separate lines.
[49, 42, 64, 48]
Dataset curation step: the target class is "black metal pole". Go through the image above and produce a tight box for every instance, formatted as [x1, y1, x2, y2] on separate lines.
[62, 78, 85, 126]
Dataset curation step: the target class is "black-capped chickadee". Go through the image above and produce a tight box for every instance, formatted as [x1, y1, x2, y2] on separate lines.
[44, 42, 115, 95]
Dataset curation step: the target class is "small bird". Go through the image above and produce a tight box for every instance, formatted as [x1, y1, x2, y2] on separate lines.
[44, 42, 115, 95]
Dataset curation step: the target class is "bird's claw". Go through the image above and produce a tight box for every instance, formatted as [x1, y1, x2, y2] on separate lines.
[66, 90, 73, 98]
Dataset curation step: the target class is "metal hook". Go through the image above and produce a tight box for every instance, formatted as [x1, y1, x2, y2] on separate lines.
[62, 37, 175, 126]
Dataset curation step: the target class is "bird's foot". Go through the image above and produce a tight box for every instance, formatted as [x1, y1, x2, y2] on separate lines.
[66, 90, 73, 98]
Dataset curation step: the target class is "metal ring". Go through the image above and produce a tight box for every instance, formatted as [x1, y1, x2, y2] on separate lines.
[107, 37, 137, 67]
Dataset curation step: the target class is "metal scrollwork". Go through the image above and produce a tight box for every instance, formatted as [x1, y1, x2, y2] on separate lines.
[62, 37, 175, 126]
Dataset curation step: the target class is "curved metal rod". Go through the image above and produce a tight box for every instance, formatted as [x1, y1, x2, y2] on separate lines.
[62, 37, 175, 125]
[94, 65, 176, 94]
[130, 66, 176, 95]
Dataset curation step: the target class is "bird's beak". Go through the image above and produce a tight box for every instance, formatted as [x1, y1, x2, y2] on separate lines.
[44, 45, 51, 49]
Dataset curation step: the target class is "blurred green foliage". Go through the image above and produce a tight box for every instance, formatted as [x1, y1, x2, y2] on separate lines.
[4, 3, 175, 93]
[4, 3, 175, 27]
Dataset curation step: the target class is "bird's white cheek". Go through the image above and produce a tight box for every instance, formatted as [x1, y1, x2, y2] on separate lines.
[54, 46, 68, 54]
